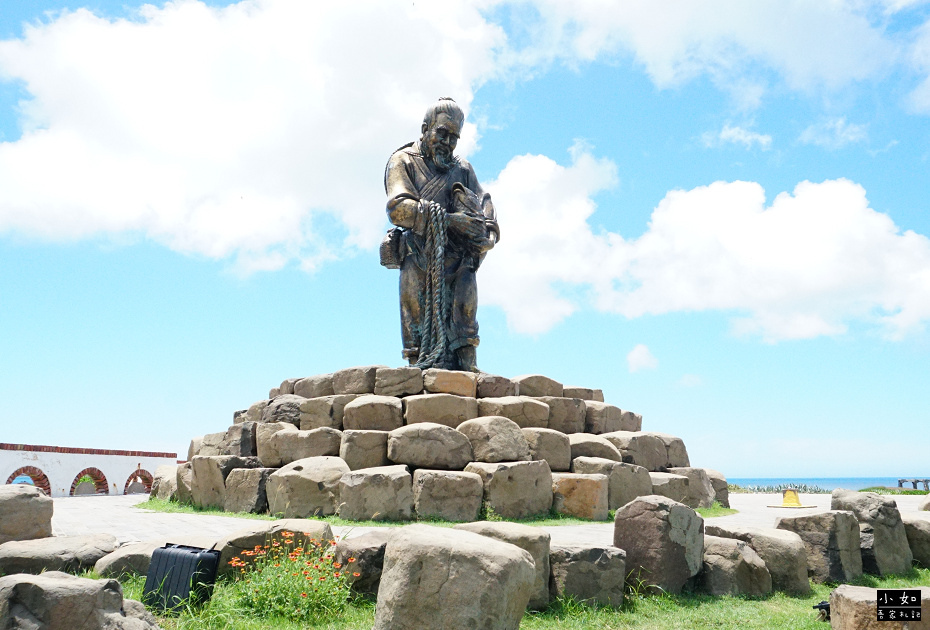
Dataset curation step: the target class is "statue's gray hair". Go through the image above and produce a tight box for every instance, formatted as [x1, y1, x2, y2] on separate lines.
[423, 97, 464, 129]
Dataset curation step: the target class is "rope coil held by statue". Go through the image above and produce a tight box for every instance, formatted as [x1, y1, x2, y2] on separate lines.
[413, 200, 451, 369]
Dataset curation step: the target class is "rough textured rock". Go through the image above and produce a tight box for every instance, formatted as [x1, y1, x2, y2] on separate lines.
[477, 396, 549, 428]
[454, 521, 551, 610]
[294, 373, 335, 398]
[150, 464, 178, 501]
[298, 394, 362, 430]
[255, 421, 292, 466]
[831, 489, 913, 576]
[619, 409, 643, 432]
[0, 484, 53, 545]
[699, 535, 772, 596]
[187, 436, 204, 460]
[902, 514, 930, 568]
[190, 455, 261, 510]
[667, 467, 716, 509]
[224, 467, 274, 514]
[412, 470, 484, 522]
[266, 456, 350, 518]
[175, 462, 193, 505]
[403, 393, 478, 428]
[333, 365, 383, 395]
[776, 511, 863, 583]
[613, 495, 704, 594]
[705, 523, 810, 594]
[268, 386, 280, 398]
[221, 421, 257, 456]
[831, 585, 930, 630]
[0, 534, 119, 574]
[571, 457, 653, 510]
[512, 374, 563, 397]
[552, 473, 609, 520]
[0, 571, 160, 630]
[568, 433, 623, 462]
[423, 368, 478, 397]
[387, 423, 474, 469]
[373, 524, 535, 630]
[261, 394, 306, 426]
[704, 469, 730, 508]
[334, 529, 395, 595]
[476, 373, 517, 398]
[242, 399, 270, 424]
[375, 367, 423, 397]
[535, 396, 586, 434]
[649, 472, 691, 506]
[647, 432, 690, 467]
[457, 416, 531, 463]
[343, 395, 404, 431]
[465, 460, 554, 520]
[278, 377, 298, 395]
[562, 386, 597, 401]
[340, 430, 390, 470]
[522, 428, 572, 472]
[258, 424, 343, 467]
[583, 401, 624, 434]
[601, 431, 667, 471]
[193, 431, 225, 456]
[216, 519, 334, 574]
[337, 465, 414, 521]
[549, 544, 626, 607]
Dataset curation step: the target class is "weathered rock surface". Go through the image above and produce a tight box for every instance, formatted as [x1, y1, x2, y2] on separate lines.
[412, 470, 484, 522]
[387, 423, 474, 469]
[705, 523, 810, 594]
[704, 469, 730, 508]
[337, 465, 414, 521]
[619, 409, 643, 432]
[776, 511, 863, 583]
[522, 428, 571, 472]
[221, 421, 257, 456]
[830, 585, 930, 630]
[190, 455, 261, 510]
[465, 460, 554, 520]
[649, 472, 691, 506]
[261, 394, 306, 426]
[373, 524, 535, 630]
[902, 514, 930, 568]
[334, 529, 395, 595]
[583, 401, 623, 434]
[476, 373, 517, 398]
[562, 386, 598, 401]
[647, 432, 690, 467]
[831, 489, 913, 576]
[0, 534, 119, 575]
[299, 394, 362, 430]
[375, 367, 423, 397]
[242, 399, 270, 424]
[549, 544, 626, 607]
[552, 473, 609, 520]
[403, 393, 478, 428]
[343, 395, 404, 431]
[568, 434, 623, 462]
[150, 464, 178, 501]
[699, 535, 772, 596]
[175, 462, 193, 505]
[512, 374, 563, 397]
[194, 431, 226, 457]
[216, 519, 334, 574]
[571, 457, 653, 510]
[278, 377, 298, 395]
[0, 484, 53, 545]
[0, 571, 160, 630]
[266, 456, 350, 518]
[423, 368, 478, 397]
[454, 521, 551, 610]
[333, 365, 384, 394]
[667, 467, 716, 509]
[601, 431, 668, 471]
[457, 416, 531, 463]
[534, 397, 586, 434]
[340, 430, 390, 470]
[257, 424, 342, 467]
[224, 467, 274, 514]
[294, 373, 335, 398]
[477, 396, 549, 428]
[613, 495, 704, 594]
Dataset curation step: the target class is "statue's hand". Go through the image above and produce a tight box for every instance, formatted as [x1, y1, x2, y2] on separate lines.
[447, 212, 486, 240]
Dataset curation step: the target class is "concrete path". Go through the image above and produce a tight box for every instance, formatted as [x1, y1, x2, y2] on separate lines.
[51, 493, 930, 547]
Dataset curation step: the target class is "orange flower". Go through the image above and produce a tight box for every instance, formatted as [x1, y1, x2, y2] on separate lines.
[301, 592, 307, 598]
[348, 557, 356, 563]
[319, 576, 326, 581]
[282, 531, 294, 537]
[353, 572, 360, 577]
[333, 562, 342, 569]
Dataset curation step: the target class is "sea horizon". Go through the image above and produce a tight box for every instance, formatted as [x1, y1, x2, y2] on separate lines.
[728, 477, 928, 491]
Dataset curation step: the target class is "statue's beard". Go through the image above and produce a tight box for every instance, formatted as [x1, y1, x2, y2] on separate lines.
[430, 146, 456, 172]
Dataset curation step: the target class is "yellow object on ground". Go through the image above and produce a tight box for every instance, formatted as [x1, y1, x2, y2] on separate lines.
[767, 488, 817, 508]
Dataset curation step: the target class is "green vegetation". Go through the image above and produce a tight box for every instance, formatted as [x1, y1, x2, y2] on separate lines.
[859, 486, 929, 495]
[695, 501, 738, 518]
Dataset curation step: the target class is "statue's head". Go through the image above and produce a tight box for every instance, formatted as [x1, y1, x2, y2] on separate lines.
[420, 97, 464, 172]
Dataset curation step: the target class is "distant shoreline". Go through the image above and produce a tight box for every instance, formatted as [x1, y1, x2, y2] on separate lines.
[728, 477, 927, 491]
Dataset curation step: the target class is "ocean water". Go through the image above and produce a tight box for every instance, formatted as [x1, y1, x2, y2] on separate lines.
[728, 477, 928, 492]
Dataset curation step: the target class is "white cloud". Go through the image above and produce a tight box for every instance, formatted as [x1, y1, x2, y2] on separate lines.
[484, 147, 930, 341]
[908, 18, 930, 112]
[798, 117, 868, 149]
[703, 123, 772, 150]
[627, 344, 658, 373]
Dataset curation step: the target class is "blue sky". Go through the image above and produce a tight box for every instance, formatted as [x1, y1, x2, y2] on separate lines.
[1, 0, 928, 478]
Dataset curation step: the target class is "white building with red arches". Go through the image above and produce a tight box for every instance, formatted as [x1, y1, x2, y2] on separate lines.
[1, 442, 178, 497]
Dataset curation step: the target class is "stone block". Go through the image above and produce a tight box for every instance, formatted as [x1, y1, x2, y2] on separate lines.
[704, 468, 730, 508]
[195, 431, 226, 456]
[477, 396, 549, 428]
[649, 472, 691, 505]
[375, 367, 423, 397]
[562, 386, 597, 401]
[412, 470, 484, 522]
[667, 467, 716, 508]
[242, 399, 269, 424]
[699, 535, 772, 596]
[299, 394, 362, 430]
[571, 456, 653, 510]
[224, 467, 274, 514]
[568, 433, 623, 462]
[279, 377, 299, 395]
[465, 460, 554, 520]
[584, 401, 623, 434]
[190, 455, 261, 510]
[337, 465, 414, 521]
[831, 585, 930, 630]
[549, 544, 626, 607]
[294, 373, 335, 398]
[266, 456, 350, 518]
[187, 436, 203, 460]
[216, 519, 334, 574]
[423, 368, 478, 397]
[705, 523, 810, 594]
[620, 410, 643, 432]
[258, 423, 342, 467]
[477, 373, 517, 398]
[457, 416, 531, 463]
[403, 393, 478, 428]
[343, 395, 404, 431]
[255, 421, 291, 466]
[522, 428, 572, 472]
[0, 534, 119, 575]
[647, 432, 690, 467]
[334, 529, 395, 595]
[512, 374, 563, 397]
[600, 431, 667, 471]
[552, 473, 609, 520]
[831, 489, 913, 576]
[387, 423, 474, 469]
[268, 386, 280, 398]
[221, 421, 257, 456]
[0, 485, 53, 545]
[333, 365, 384, 395]
[776, 511, 863, 583]
[902, 514, 930, 568]
[340, 430, 390, 470]
[175, 462, 193, 505]
[534, 396, 586, 433]
[150, 464, 178, 501]
[261, 394, 306, 426]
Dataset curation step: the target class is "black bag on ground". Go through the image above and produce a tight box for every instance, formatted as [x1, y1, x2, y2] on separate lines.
[142, 543, 220, 613]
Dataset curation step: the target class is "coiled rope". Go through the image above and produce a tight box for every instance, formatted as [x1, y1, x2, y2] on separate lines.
[414, 201, 451, 369]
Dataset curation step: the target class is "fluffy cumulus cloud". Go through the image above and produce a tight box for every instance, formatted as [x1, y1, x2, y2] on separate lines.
[626, 344, 658, 373]
[484, 147, 930, 341]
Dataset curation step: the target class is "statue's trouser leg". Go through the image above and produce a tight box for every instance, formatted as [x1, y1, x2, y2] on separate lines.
[449, 265, 479, 366]
[399, 257, 425, 362]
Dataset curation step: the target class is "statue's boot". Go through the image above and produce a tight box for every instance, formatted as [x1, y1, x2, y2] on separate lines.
[456, 346, 479, 373]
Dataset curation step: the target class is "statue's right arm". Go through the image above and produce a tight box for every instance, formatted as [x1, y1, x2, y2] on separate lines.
[385, 153, 426, 235]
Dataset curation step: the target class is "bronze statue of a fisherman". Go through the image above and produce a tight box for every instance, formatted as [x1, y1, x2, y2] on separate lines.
[382, 98, 499, 372]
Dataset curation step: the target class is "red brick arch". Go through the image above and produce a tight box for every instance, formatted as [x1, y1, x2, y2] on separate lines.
[6, 466, 51, 496]
[123, 468, 153, 494]
[69, 467, 109, 495]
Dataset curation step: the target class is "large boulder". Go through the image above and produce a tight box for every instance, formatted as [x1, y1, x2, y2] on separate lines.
[568, 434, 623, 462]
[571, 457, 653, 510]
[257, 424, 342, 467]
[224, 467, 274, 514]
[776, 511, 863, 583]
[522, 428, 572, 472]
[387, 423, 473, 469]
[548, 544, 626, 607]
[512, 374, 563, 397]
[333, 365, 383, 394]
[600, 431, 667, 471]
[649, 472, 691, 505]
[646, 432, 690, 467]
[190, 455, 261, 510]
[454, 521, 551, 610]
[465, 460, 554, 520]
[149, 464, 178, 501]
[299, 394, 362, 430]
[704, 469, 730, 508]
[343, 395, 405, 431]
[534, 397, 585, 434]
[373, 524, 535, 630]
[340, 430, 390, 470]
[831, 489, 913, 576]
[374, 366, 423, 397]
[193, 431, 225, 456]
[476, 373, 517, 398]
[294, 373, 335, 398]
[220, 421, 257, 456]
[830, 585, 930, 630]
[216, 519, 334, 574]
[583, 401, 623, 434]
[667, 467, 716, 509]
[562, 386, 600, 401]
[457, 416, 531, 463]
[337, 465, 414, 521]
[423, 368, 478, 397]
[613, 495, 704, 594]
[403, 393, 478, 428]
[266, 456, 350, 517]
[241, 399, 270, 424]
[0, 484, 53, 545]
[0, 572, 160, 630]
[551, 473, 609, 520]
[334, 529, 395, 595]
[412, 470, 484, 522]
[699, 535, 772, 596]
[902, 513, 930, 568]
[175, 462, 193, 505]
[705, 523, 810, 594]
[0, 534, 119, 574]
[261, 394, 306, 426]
[476, 396, 549, 429]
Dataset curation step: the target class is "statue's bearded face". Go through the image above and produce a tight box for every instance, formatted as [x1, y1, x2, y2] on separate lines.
[422, 113, 461, 171]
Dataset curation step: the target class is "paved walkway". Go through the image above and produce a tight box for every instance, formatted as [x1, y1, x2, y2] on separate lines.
[51, 493, 930, 547]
